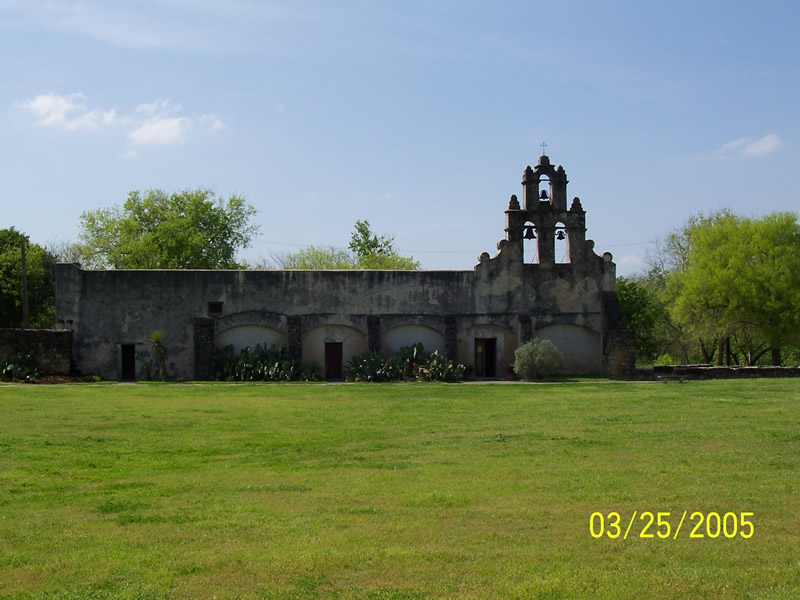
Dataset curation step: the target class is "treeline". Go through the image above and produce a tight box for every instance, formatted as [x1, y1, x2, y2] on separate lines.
[1, 188, 418, 330]
[618, 210, 800, 367]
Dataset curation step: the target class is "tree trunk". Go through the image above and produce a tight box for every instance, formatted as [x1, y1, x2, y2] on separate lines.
[699, 340, 715, 364]
[771, 346, 782, 366]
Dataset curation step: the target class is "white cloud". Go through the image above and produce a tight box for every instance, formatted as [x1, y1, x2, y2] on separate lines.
[128, 117, 191, 146]
[712, 134, 783, 159]
[742, 134, 783, 156]
[16, 91, 226, 153]
[15, 92, 123, 131]
[200, 114, 225, 133]
[135, 99, 179, 115]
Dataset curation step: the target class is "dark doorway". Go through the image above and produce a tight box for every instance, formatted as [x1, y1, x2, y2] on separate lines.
[121, 344, 136, 381]
[324, 342, 343, 379]
[474, 338, 497, 378]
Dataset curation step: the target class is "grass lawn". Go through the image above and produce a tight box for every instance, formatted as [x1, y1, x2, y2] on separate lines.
[0, 380, 798, 599]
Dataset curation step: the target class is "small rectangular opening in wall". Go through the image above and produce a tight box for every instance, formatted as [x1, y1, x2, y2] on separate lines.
[207, 301, 224, 317]
[121, 344, 136, 381]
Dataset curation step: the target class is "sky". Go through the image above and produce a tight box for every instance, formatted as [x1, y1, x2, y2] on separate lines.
[1, 0, 798, 276]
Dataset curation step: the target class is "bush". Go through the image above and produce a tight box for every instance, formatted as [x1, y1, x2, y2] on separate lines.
[346, 351, 394, 382]
[417, 350, 465, 382]
[392, 343, 429, 379]
[1, 351, 38, 382]
[214, 344, 303, 381]
[513, 339, 563, 379]
[347, 345, 465, 383]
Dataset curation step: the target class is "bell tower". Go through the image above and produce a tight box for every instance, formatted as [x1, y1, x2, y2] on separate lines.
[504, 154, 587, 266]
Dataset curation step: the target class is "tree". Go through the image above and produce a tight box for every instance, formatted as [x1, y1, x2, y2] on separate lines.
[662, 211, 800, 365]
[76, 189, 259, 269]
[348, 219, 420, 269]
[0, 228, 56, 328]
[616, 276, 665, 363]
[276, 220, 420, 270]
[277, 246, 356, 270]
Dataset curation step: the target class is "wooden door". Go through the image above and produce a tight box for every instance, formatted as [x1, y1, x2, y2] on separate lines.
[121, 344, 136, 381]
[474, 339, 486, 378]
[324, 342, 343, 379]
[474, 338, 497, 378]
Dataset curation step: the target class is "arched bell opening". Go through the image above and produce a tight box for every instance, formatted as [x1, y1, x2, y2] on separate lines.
[522, 221, 538, 264]
[554, 221, 570, 263]
[538, 175, 552, 205]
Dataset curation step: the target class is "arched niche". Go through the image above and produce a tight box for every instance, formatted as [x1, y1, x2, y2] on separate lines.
[534, 324, 601, 374]
[382, 324, 444, 356]
[459, 323, 516, 378]
[216, 325, 288, 353]
[302, 324, 367, 378]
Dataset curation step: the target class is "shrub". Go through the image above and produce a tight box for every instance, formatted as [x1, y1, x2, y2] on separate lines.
[392, 343, 429, 379]
[513, 338, 563, 379]
[1, 351, 38, 382]
[347, 345, 465, 383]
[298, 361, 322, 381]
[417, 350, 465, 382]
[346, 351, 393, 382]
[214, 344, 301, 381]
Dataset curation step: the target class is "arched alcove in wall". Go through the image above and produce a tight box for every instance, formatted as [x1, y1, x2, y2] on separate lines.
[216, 325, 288, 353]
[459, 323, 516, 378]
[302, 324, 367, 379]
[382, 324, 444, 355]
[534, 324, 601, 374]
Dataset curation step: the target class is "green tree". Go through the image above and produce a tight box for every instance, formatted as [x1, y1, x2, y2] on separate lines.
[76, 189, 259, 269]
[349, 219, 419, 269]
[279, 246, 356, 269]
[0, 228, 56, 328]
[663, 211, 800, 365]
[616, 276, 665, 363]
[276, 220, 420, 270]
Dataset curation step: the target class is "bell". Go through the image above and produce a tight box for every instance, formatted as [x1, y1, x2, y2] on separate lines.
[539, 189, 549, 200]
[556, 230, 566, 240]
[523, 226, 536, 240]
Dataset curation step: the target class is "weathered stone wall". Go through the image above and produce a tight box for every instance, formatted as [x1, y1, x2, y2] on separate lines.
[0, 329, 72, 375]
[602, 329, 637, 379]
[654, 365, 800, 379]
[55, 259, 613, 380]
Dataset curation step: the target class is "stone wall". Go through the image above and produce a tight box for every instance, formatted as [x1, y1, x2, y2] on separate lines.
[0, 329, 72, 375]
[56, 258, 615, 380]
[654, 365, 800, 379]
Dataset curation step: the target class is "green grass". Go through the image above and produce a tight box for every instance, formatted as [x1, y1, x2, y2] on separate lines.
[0, 380, 798, 599]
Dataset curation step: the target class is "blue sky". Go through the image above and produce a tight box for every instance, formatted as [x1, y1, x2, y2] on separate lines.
[1, 0, 798, 275]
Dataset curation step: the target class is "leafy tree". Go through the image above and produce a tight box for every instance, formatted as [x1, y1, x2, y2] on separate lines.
[276, 220, 419, 270]
[276, 246, 356, 269]
[76, 189, 259, 269]
[616, 276, 665, 363]
[349, 219, 420, 269]
[663, 211, 800, 365]
[0, 228, 56, 328]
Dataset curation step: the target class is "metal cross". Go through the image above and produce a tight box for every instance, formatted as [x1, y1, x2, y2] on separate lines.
[540, 142, 548, 155]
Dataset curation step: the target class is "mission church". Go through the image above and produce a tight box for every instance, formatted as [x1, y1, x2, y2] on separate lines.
[55, 154, 634, 380]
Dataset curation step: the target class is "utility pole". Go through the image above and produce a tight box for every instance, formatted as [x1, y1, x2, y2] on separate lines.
[21, 240, 29, 328]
